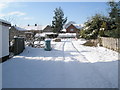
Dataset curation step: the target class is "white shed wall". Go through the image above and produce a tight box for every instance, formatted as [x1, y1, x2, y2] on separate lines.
[0, 25, 9, 58]
[0, 24, 2, 58]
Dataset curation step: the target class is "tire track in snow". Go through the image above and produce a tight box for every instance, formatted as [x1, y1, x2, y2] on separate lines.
[62, 41, 66, 61]
[71, 41, 114, 87]
[71, 41, 89, 62]
[51, 41, 66, 61]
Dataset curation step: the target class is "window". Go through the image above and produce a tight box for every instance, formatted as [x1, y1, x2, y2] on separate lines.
[70, 29, 74, 31]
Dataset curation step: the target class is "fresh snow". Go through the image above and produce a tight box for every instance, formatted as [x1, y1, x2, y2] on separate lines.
[58, 33, 76, 38]
[2, 39, 118, 88]
[0, 19, 11, 24]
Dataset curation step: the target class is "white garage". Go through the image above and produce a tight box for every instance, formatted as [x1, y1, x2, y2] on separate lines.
[0, 19, 11, 62]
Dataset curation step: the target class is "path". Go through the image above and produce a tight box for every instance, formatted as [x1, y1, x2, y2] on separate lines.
[2, 39, 118, 88]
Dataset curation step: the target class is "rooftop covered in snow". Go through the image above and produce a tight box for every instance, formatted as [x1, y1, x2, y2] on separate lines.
[14, 26, 26, 31]
[0, 19, 11, 25]
[65, 24, 82, 29]
[14, 25, 50, 31]
[21, 25, 44, 31]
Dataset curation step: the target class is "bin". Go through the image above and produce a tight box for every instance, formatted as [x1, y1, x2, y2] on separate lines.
[44, 40, 52, 51]
[13, 37, 25, 55]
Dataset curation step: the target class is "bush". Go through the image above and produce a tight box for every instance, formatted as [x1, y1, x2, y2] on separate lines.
[83, 40, 98, 47]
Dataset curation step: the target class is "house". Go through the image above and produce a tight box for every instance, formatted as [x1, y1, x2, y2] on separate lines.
[65, 24, 81, 33]
[10, 24, 44, 41]
[21, 24, 43, 33]
[0, 19, 11, 62]
[61, 24, 82, 38]
[10, 24, 55, 40]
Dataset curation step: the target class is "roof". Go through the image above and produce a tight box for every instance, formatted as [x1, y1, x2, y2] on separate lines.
[14, 26, 26, 31]
[61, 29, 66, 32]
[21, 25, 43, 31]
[14, 25, 49, 31]
[65, 24, 82, 29]
[0, 19, 11, 25]
[73, 24, 82, 29]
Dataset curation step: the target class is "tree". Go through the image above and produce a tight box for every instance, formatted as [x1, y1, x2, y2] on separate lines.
[52, 7, 67, 33]
[108, 1, 120, 38]
[81, 14, 108, 39]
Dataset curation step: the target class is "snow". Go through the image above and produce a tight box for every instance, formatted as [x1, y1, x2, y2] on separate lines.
[2, 39, 119, 88]
[35, 33, 46, 37]
[35, 32, 57, 38]
[14, 26, 26, 31]
[73, 24, 82, 29]
[0, 19, 11, 25]
[15, 25, 47, 31]
[58, 33, 76, 38]
[65, 24, 82, 29]
[21, 25, 43, 31]
[14, 25, 49, 31]
[61, 29, 66, 32]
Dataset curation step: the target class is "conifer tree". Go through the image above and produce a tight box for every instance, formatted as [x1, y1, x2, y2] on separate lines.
[52, 7, 67, 33]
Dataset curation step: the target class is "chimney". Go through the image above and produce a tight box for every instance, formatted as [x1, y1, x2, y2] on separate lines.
[35, 24, 37, 26]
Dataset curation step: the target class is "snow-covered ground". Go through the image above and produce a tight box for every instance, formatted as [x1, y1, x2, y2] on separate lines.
[2, 39, 119, 88]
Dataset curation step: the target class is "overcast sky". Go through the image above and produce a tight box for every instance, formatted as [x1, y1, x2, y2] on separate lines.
[0, 2, 109, 26]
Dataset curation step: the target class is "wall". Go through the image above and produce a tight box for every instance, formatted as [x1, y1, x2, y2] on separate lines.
[66, 24, 77, 33]
[1, 25, 9, 57]
[0, 24, 2, 58]
[99, 37, 120, 52]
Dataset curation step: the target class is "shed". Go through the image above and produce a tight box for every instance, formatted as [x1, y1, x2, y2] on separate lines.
[0, 19, 11, 62]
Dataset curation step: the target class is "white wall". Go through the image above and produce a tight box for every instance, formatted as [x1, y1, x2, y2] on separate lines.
[0, 24, 2, 58]
[0, 24, 9, 58]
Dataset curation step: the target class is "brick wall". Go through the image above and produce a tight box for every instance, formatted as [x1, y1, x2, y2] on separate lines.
[66, 24, 78, 33]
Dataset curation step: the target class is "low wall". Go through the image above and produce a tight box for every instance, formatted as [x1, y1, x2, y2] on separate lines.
[99, 37, 120, 52]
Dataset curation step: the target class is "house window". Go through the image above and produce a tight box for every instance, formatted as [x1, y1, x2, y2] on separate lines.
[70, 29, 74, 31]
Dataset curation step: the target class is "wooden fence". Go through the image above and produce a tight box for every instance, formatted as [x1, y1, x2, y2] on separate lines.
[99, 37, 120, 52]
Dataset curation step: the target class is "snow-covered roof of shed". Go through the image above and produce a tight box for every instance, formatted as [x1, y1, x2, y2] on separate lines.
[61, 29, 66, 32]
[0, 19, 11, 25]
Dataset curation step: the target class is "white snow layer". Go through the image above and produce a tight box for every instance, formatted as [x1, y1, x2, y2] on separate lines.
[0, 19, 11, 24]
[2, 39, 119, 88]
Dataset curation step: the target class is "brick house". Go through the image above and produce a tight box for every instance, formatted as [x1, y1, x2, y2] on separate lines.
[65, 24, 81, 38]
[66, 24, 81, 33]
